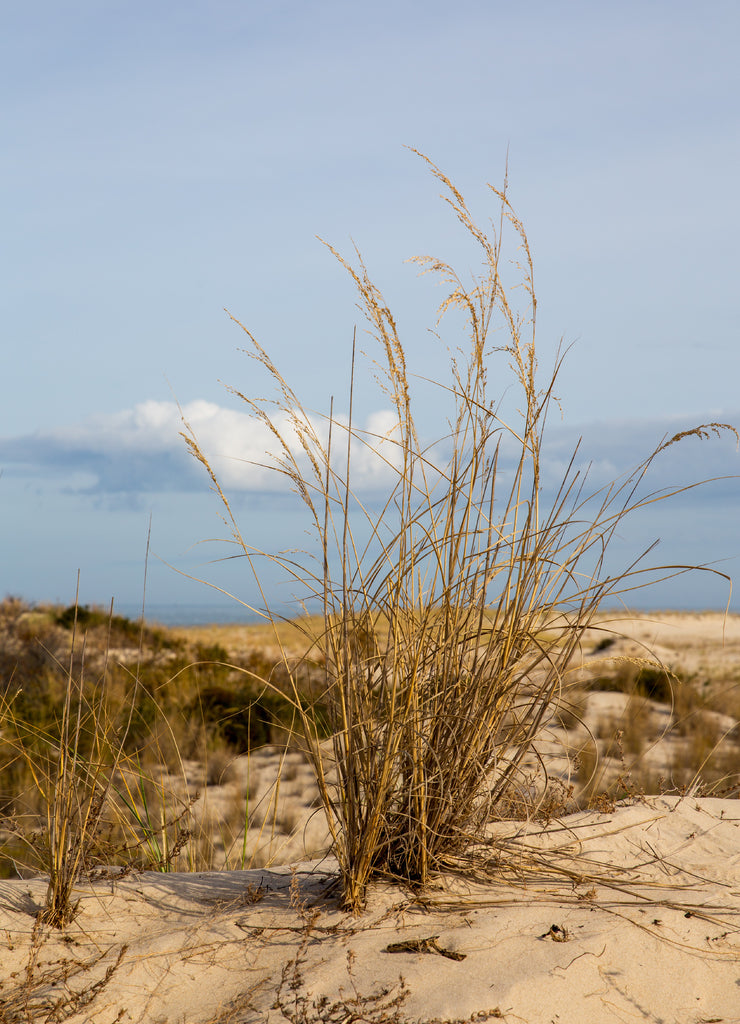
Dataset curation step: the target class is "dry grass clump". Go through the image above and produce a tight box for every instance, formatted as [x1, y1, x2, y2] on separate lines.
[0, 596, 324, 915]
[0, 589, 134, 925]
[182, 152, 736, 910]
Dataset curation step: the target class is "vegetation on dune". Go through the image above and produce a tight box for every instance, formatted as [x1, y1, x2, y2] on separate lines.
[1, 155, 738, 926]
[0, 595, 325, 905]
[181, 152, 738, 910]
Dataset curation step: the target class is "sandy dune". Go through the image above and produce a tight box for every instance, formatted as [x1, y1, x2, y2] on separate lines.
[2, 612, 740, 1022]
[1, 796, 739, 1023]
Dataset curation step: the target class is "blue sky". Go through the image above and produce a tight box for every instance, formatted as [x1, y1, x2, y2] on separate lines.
[2, 1, 739, 620]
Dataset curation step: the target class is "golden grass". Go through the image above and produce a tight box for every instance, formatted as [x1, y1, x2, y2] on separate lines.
[1, 156, 736, 927]
[181, 151, 737, 910]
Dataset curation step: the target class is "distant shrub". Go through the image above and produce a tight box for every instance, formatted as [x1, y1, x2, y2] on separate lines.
[586, 663, 676, 704]
[53, 603, 180, 653]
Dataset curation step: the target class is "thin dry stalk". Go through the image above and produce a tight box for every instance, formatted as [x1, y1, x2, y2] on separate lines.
[2, 579, 151, 923]
[0, 927, 127, 1024]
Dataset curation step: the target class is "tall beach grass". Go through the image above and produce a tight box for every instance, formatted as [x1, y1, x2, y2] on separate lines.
[182, 152, 737, 910]
[1, 155, 734, 926]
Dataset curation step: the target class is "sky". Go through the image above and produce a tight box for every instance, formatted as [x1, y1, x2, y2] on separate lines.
[2, 0, 739, 621]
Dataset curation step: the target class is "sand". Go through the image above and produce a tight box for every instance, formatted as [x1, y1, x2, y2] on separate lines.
[2, 612, 740, 1023]
[1, 796, 739, 1023]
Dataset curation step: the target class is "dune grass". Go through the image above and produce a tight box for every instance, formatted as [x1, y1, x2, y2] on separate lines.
[1, 155, 736, 927]
[181, 152, 737, 911]
[0, 595, 327, 924]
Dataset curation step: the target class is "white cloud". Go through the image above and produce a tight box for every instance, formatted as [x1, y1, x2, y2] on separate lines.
[1, 401, 737, 511]
[2, 401, 738, 613]
[0, 399, 406, 496]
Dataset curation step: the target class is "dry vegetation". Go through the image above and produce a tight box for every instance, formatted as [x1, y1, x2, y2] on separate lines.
[181, 151, 738, 911]
[560, 623, 740, 807]
[0, 595, 330, 900]
[1, 154, 738, 948]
